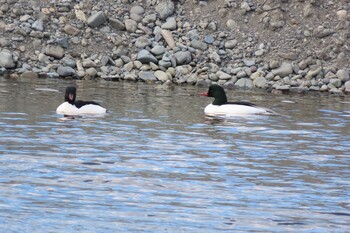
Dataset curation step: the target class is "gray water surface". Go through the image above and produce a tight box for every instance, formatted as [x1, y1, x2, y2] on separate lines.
[0, 77, 349, 232]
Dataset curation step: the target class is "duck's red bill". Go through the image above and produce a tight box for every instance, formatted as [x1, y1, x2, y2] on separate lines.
[199, 92, 208, 96]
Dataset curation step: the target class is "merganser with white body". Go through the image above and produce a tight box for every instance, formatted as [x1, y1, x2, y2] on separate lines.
[56, 86, 106, 116]
[199, 84, 276, 116]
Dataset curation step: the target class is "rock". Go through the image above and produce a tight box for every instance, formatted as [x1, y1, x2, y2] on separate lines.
[20, 71, 38, 79]
[87, 11, 107, 28]
[32, 19, 44, 31]
[135, 36, 152, 48]
[174, 51, 192, 65]
[226, 19, 238, 30]
[137, 49, 158, 64]
[243, 59, 255, 67]
[305, 66, 322, 79]
[57, 66, 76, 77]
[0, 50, 15, 68]
[253, 76, 268, 89]
[329, 78, 342, 88]
[271, 62, 293, 78]
[336, 10, 348, 21]
[75, 9, 86, 21]
[224, 39, 238, 49]
[155, 0, 175, 20]
[154, 70, 170, 81]
[125, 19, 137, 32]
[161, 17, 177, 30]
[62, 57, 76, 68]
[38, 53, 50, 64]
[86, 67, 97, 77]
[217, 71, 231, 80]
[235, 78, 253, 89]
[191, 40, 208, 50]
[45, 45, 64, 59]
[344, 80, 350, 92]
[161, 30, 175, 49]
[139, 71, 157, 81]
[109, 18, 126, 31]
[64, 24, 80, 36]
[151, 45, 166, 56]
[336, 69, 349, 82]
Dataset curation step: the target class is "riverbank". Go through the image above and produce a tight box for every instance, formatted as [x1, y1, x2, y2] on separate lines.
[0, 0, 349, 94]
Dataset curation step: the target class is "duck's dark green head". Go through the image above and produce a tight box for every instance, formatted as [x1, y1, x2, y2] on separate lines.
[205, 84, 228, 105]
[64, 86, 77, 104]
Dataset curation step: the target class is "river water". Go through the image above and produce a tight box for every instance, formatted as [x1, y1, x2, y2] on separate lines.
[0, 77, 349, 232]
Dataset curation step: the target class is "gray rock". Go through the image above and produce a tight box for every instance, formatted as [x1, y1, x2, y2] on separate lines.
[45, 45, 64, 59]
[272, 62, 293, 78]
[56, 38, 70, 49]
[139, 71, 157, 81]
[109, 18, 126, 31]
[62, 57, 76, 68]
[336, 69, 349, 82]
[151, 45, 166, 56]
[253, 76, 268, 89]
[20, 71, 38, 79]
[57, 66, 76, 77]
[305, 66, 322, 79]
[161, 17, 177, 30]
[235, 78, 253, 89]
[32, 19, 44, 31]
[191, 40, 208, 50]
[0, 50, 15, 68]
[130, 5, 145, 15]
[38, 53, 50, 64]
[224, 39, 238, 49]
[87, 11, 107, 28]
[125, 19, 137, 32]
[243, 59, 255, 67]
[137, 49, 158, 64]
[217, 71, 231, 80]
[344, 80, 350, 92]
[155, 0, 175, 20]
[329, 78, 342, 88]
[135, 36, 152, 48]
[86, 67, 97, 77]
[174, 51, 192, 65]
[154, 70, 170, 81]
[204, 35, 214, 44]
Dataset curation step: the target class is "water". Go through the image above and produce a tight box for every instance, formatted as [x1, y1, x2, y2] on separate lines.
[0, 77, 349, 232]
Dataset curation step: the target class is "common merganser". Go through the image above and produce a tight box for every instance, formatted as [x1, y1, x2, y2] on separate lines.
[56, 86, 106, 116]
[199, 84, 276, 116]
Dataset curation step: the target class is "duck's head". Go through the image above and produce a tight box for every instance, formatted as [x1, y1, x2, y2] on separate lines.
[199, 84, 227, 105]
[64, 86, 77, 104]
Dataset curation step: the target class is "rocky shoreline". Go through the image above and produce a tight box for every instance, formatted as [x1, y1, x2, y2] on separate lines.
[0, 0, 349, 94]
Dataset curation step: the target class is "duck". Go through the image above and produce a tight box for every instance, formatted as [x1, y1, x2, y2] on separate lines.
[199, 84, 277, 116]
[56, 86, 107, 116]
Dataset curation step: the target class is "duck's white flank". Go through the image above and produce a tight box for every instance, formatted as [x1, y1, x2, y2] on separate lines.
[204, 104, 274, 116]
[56, 102, 106, 115]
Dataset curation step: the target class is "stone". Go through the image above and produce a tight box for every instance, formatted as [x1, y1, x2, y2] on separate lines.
[155, 0, 175, 20]
[137, 49, 158, 64]
[62, 57, 76, 68]
[161, 30, 175, 49]
[109, 18, 126, 31]
[151, 45, 166, 56]
[20, 71, 38, 79]
[125, 19, 137, 32]
[155, 70, 170, 82]
[217, 71, 231, 80]
[243, 59, 255, 67]
[174, 51, 192, 65]
[45, 45, 64, 59]
[87, 11, 107, 28]
[305, 67, 322, 80]
[224, 39, 238, 49]
[57, 66, 76, 77]
[75, 9, 86, 21]
[191, 40, 208, 50]
[161, 17, 177, 30]
[64, 24, 80, 36]
[336, 10, 348, 21]
[139, 71, 157, 81]
[344, 80, 350, 92]
[130, 5, 145, 15]
[253, 76, 268, 89]
[0, 50, 15, 68]
[329, 78, 342, 88]
[135, 36, 152, 48]
[86, 67, 97, 77]
[271, 62, 293, 78]
[336, 69, 349, 82]
[235, 78, 253, 89]
[32, 19, 44, 31]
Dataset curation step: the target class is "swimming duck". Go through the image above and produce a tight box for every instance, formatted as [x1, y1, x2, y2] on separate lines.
[199, 84, 276, 116]
[56, 86, 106, 116]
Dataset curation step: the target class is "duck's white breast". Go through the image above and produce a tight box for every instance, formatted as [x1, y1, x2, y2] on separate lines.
[204, 104, 270, 116]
